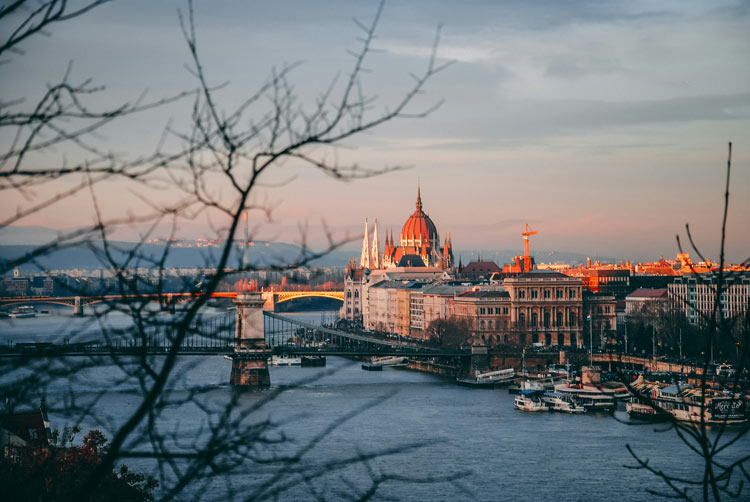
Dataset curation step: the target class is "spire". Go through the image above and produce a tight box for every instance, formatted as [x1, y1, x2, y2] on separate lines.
[360, 219, 370, 269]
[416, 184, 423, 212]
[371, 219, 380, 269]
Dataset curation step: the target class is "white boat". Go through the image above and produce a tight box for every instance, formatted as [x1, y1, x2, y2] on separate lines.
[514, 390, 548, 412]
[457, 368, 516, 387]
[8, 306, 37, 318]
[270, 355, 301, 366]
[543, 392, 586, 414]
[370, 356, 407, 367]
[554, 382, 616, 411]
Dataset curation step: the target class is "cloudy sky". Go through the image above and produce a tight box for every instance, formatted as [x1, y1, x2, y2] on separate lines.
[2, 0, 749, 262]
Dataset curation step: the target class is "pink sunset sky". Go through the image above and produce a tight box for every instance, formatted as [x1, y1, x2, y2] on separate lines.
[2, 0, 748, 263]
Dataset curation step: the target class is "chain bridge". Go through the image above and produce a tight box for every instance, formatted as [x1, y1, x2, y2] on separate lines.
[1, 292, 469, 387]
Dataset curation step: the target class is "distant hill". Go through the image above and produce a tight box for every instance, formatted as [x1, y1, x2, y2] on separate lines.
[0, 242, 352, 273]
[0, 226, 64, 246]
[0, 226, 621, 272]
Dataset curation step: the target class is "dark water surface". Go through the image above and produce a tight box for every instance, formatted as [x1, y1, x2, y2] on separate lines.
[2, 309, 748, 501]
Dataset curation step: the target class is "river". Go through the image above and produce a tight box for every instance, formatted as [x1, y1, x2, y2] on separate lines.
[1, 307, 747, 501]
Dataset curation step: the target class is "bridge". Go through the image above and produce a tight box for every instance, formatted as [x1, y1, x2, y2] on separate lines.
[0, 292, 469, 388]
[0, 290, 344, 313]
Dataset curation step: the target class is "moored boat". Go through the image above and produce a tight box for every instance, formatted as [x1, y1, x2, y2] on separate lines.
[270, 355, 301, 366]
[634, 383, 748, 425]
[554, 382, 616, 411]
[543, 392, 586, 414]
[457, 368, 515, 388]
[514, 390, 548, 412]
[300, 355, 326, 367]
[8, 306, 37, 318]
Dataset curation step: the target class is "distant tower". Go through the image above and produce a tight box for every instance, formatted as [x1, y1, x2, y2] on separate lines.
[371, 219, 380, 269]
[360, 219, 370, 269]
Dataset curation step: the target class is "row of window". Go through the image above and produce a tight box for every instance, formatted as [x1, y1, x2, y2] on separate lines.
[478, 307, 509, 315]
[518, 311, 577, 327]
[516, 288, 577, 299]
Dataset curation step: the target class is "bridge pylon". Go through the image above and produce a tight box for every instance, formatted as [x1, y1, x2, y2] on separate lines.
[230, 292, 272, 388]
[73, 296, 83, 317]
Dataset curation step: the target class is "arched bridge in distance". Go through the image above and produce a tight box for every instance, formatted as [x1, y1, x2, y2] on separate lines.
[0, 290, 344, 313]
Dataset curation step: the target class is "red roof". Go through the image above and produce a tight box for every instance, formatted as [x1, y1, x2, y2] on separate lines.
[400, 188, 438, 246]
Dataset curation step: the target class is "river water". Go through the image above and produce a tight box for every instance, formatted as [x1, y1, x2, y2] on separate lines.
[1, 308, 748, 501]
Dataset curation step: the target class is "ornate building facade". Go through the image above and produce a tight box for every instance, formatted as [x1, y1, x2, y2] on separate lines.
[359, 187, 454, 270]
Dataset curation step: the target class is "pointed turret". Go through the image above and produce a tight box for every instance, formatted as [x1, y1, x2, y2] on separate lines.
[371, 219, 380, 269]
[360, 219, 370, 269]
[416, 184, 423, 212]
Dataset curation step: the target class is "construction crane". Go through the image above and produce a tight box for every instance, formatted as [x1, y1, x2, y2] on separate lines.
[521, 223, 537, 273]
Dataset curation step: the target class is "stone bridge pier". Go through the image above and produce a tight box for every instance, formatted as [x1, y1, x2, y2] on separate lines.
[230, 292, 272, 388]
[457, 345, 490, 379]
[73, 296, 83, 316]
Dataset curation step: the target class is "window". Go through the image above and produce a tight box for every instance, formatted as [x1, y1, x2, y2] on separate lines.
[544, 312, 550, 328]
[531, 289, 538, 299]
[532, 333, 539, 343]
[354, 290, 359, 298]
[531, 313, 538, 327]
[556, 311, 563, 327]
[569, 289, 576, 299]
[520, 333, 526, 344]
[556, 289, 563, 299]
[543, 289, 550, 299]
[570, 314, 576, 327]
[503, 307, 509, 314]
[605, 306, 610, 313]
[488, 320, 493, 330]
[346, 291, 351, 298]
[518, 290, 526, 299]
[519, 313, 525, 327]
[495, 307, 501, 314]
[558, 333, 565, 346]
[480, 320, 485, 329]
[479, 307, 485, 315]
[545, 333, 551, 345]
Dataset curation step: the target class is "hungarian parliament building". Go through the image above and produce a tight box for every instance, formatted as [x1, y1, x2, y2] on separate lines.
[352, 187, 454, 271]
[343, 188, 617, 349]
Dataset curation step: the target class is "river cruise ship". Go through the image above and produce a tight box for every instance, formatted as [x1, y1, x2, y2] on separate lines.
[628, 381, 748, 425]
[553, 382, 616, 411]
[514, 390, 548, 412]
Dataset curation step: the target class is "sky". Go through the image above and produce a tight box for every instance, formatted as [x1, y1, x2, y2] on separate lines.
[1, 0, 749, 263]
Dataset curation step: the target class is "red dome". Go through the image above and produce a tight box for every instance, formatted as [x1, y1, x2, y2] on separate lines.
[400, 188, 439, 248]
